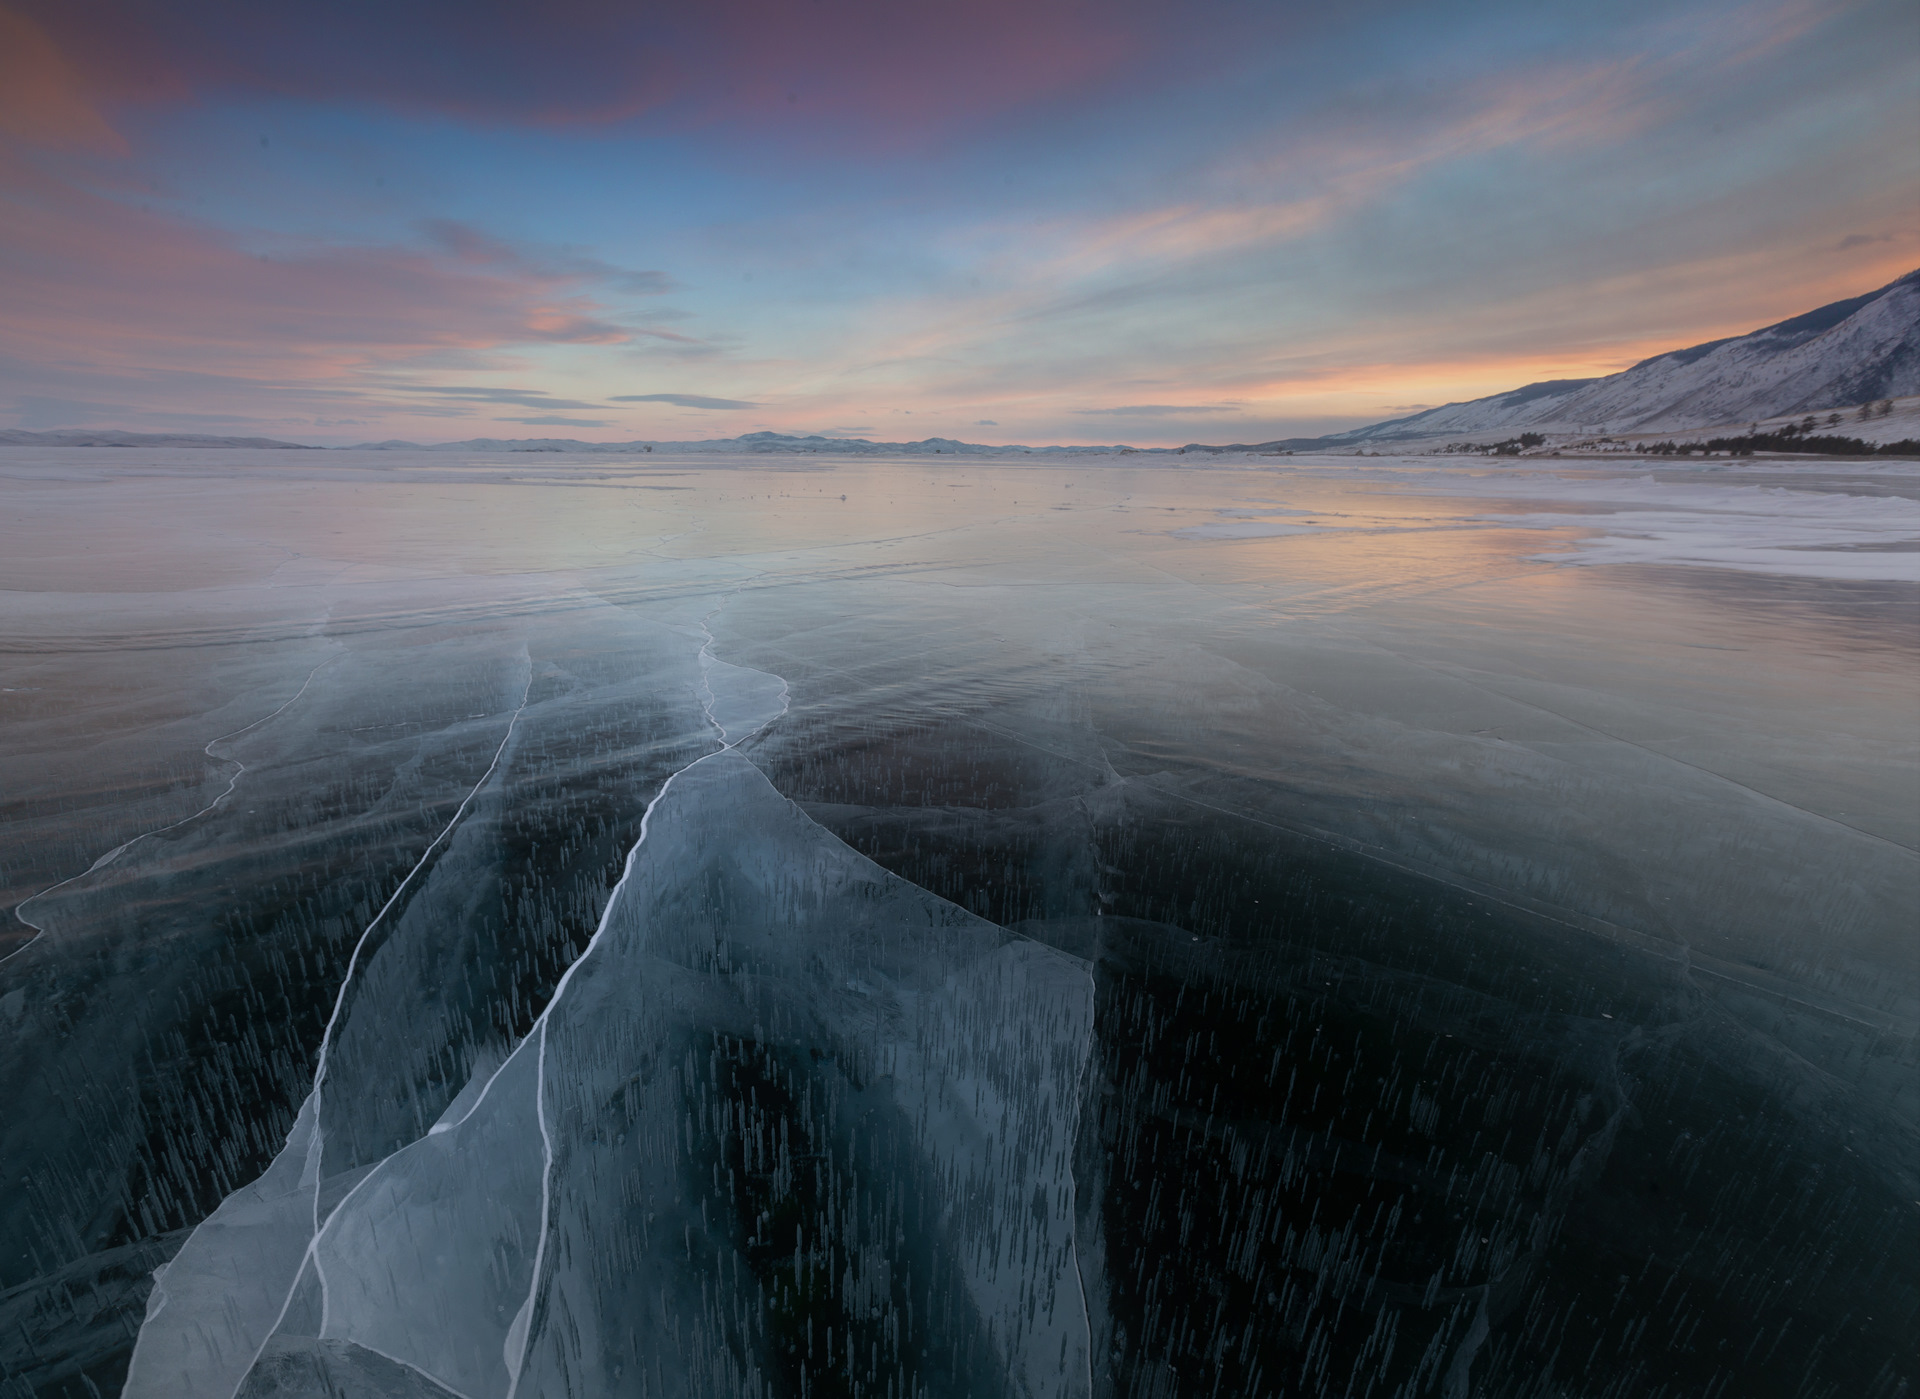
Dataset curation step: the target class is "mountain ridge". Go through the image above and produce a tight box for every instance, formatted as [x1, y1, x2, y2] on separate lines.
[1295, 267, 1920, 449]
[0, 428, 320, 449]
[336, 430, 1132, 456]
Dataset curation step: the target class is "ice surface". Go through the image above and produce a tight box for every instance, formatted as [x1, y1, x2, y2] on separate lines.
[117, 630, 1092, 1399]
[516, 747, 1092, 1397]
[123, 660, 548, 1399]
[1173, 518, 1322, 539]
[2, 659, 331, 969]
[1179, 465, 1920, 580]
[120, 1099, 322, 1398]
[304, 1036, 545, 1398]
[1463, 473, 1920, 580]
[46, 598, 722, 1397]
[700, 655, 789, 746]
[2, 449, 1911, 1398]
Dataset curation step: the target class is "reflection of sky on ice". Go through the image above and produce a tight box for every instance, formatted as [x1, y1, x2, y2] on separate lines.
[1, 449, 1913, 1399]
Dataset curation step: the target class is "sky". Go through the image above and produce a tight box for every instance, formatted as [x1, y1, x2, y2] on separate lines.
[1, 0, 1915, 447]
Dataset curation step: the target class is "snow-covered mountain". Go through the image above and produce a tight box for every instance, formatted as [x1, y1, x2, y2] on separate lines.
[1323, 268, 1920, 444]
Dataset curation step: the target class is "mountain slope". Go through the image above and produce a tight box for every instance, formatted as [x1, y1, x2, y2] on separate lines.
[1327, 268, 1920, 444]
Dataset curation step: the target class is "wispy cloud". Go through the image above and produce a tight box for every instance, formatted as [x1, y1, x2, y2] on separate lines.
[493, 414, 610, 427]
[0, 7, 125, 153]
[9, 0, 1150, 140]
[609, 392, 760, 409]
[0, 143, 653, 431]
[399, 385, 606, 409]
[421, 220, 674, 297]
[1075, 404, 1240, 416]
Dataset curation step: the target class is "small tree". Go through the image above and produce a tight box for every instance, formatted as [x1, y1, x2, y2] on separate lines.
[1859, 403, 1874, 421]
[1827, 413, 1842, 427]
[1879, 399, 1895, 417]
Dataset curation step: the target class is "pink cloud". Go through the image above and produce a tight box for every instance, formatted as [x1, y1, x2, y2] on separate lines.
[0, 7, 125, 153]
[9, 0, 1149, 141]
[0, 146, 640, 397]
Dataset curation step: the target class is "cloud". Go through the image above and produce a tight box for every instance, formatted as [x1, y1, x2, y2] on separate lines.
[399, 385, 607, 409]
[0, 7, 124, 152]
[1835, 233, 1892, 252]
[975, 419, 999, 425]
[6, 0, 1907, 447]
[0, 145, 644, 418]
[627, 328, 716, 348]
[1075, 403, 1240, 415]
[1384, 404, 1433, 411]
[609, 392, 760, 409]
[421, 220, 674, 296]
[521, 310, 630, 344]
[493, 414, 610, 427]
[11, 0, 1150, 142]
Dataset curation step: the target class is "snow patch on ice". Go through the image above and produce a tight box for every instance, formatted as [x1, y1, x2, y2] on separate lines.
[1463, 476, 1920, 581]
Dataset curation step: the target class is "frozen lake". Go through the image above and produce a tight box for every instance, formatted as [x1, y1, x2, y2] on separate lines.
[1, 448, 1914, 1399]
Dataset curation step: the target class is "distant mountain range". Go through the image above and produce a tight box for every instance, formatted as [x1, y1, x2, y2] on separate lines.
[0, 428, 320, 449]
[337, 431, 1129, 456]
[0, 427, 1124, 456]
[4, 270, 1912, 456]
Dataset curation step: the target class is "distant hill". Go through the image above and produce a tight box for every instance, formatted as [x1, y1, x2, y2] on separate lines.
[340, 431, 1128, 456]
[1275, 268, 1920, 448]
[0, 428, 316, 449]
[0, 427, 1128, 455]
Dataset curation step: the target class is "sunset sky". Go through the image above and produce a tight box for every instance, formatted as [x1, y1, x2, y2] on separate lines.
[2, 0, 1914, 446]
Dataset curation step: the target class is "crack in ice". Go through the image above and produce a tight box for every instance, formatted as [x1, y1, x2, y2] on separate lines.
[5, 657, 333, 968]
[124, 659, 535, 1399]
[505, 598, 787, 1397]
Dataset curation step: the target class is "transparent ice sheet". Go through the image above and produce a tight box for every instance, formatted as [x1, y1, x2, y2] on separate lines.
[126, 626, 1094, 1399]
[5, 450, 1910, 1398]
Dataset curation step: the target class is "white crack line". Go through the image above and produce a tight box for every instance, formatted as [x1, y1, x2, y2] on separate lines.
[135, 659, 538, 1399]
[506, 597, 786, 1396]
[4, 657, 334, 968]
